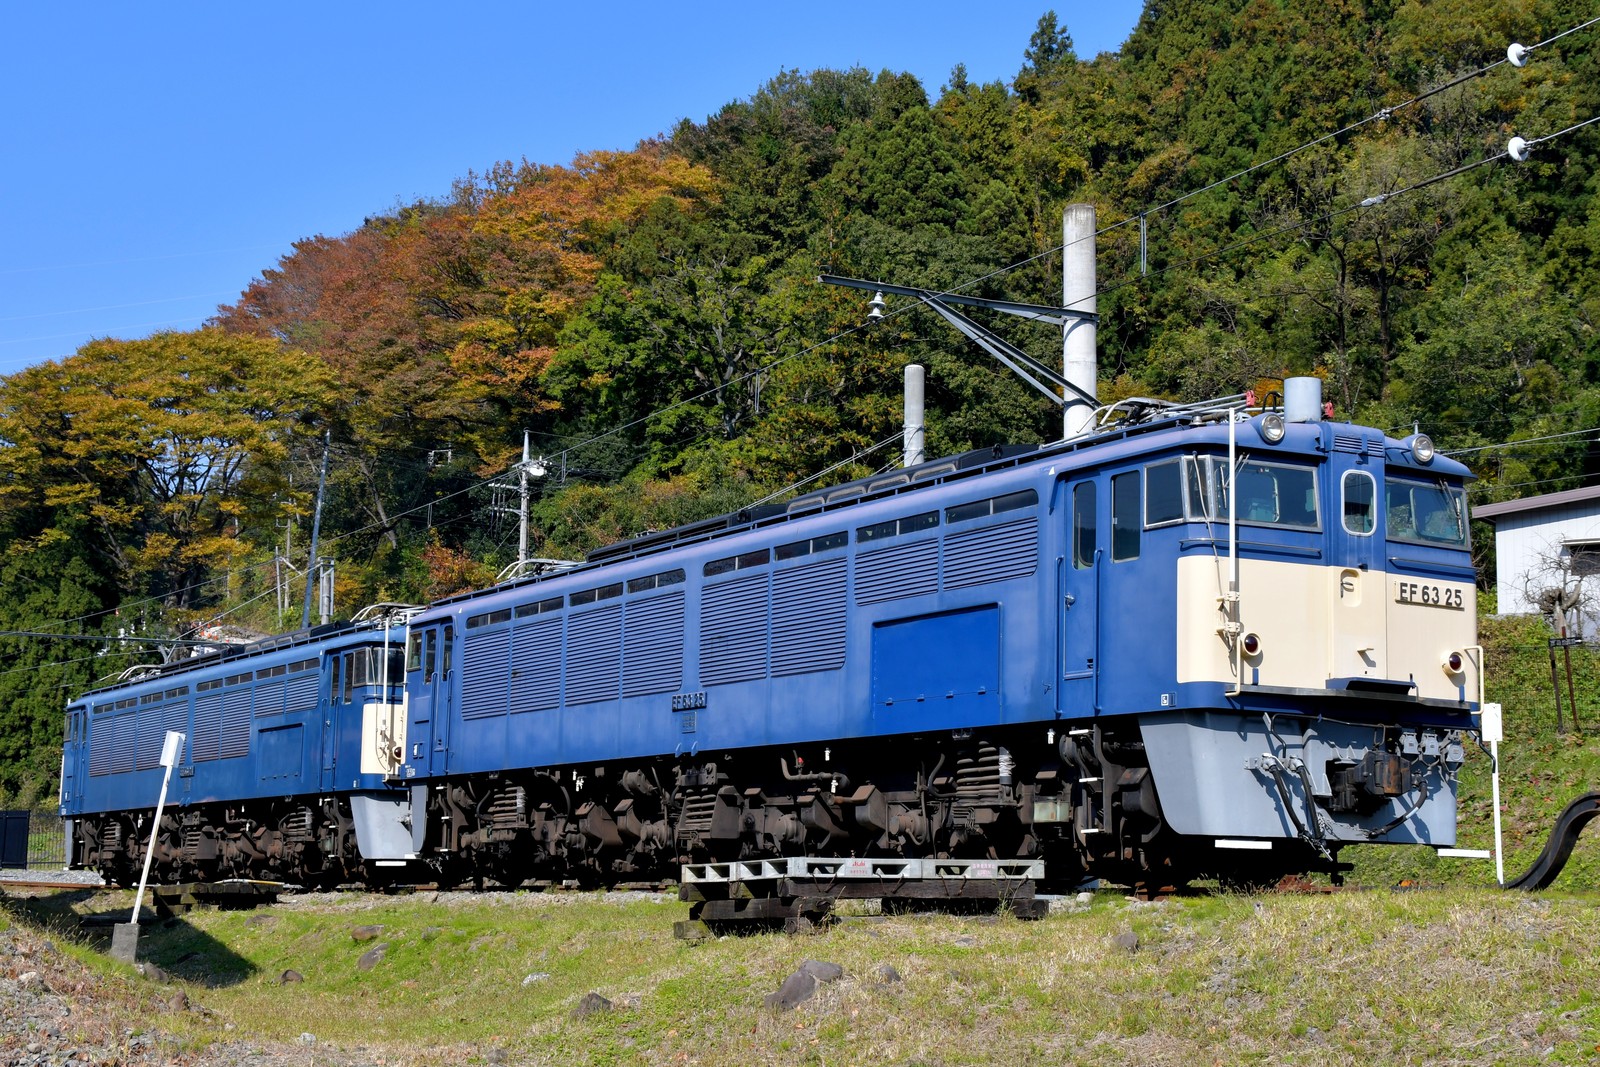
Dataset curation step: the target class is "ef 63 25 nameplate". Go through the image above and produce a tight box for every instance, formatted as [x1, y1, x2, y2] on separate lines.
[1393, 579, 1464, 609]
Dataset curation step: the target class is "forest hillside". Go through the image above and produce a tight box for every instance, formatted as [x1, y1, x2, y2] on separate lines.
[1, 0, 1597, 792]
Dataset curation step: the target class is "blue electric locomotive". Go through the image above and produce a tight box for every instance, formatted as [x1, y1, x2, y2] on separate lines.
[60, 386, 1479, 893]
[60, 610, 414, 886]
[378, 385, 1478, 892]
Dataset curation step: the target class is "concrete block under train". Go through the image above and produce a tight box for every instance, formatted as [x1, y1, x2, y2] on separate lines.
[61, 382, 1480, 894]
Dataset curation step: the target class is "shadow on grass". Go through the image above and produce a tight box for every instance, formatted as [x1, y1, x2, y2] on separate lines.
[1, 887, 258, 988]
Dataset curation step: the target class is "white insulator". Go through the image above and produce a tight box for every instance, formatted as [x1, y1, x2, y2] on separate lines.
[1507, 42, 1528, 67]
[1508, 136, 1530, 162]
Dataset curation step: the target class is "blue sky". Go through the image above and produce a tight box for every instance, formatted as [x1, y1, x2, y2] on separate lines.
[0, 2, 1145, 376]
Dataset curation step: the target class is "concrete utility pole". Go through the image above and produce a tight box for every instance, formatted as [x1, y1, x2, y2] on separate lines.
[902, 364, 925, 468]
[519, 430, 532, 566]
[301, 430, 331, 630]
[1062, 203, 1098, 439]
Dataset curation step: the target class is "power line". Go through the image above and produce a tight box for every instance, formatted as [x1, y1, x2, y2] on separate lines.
[1444, 428, 1600, 456]
[970, 13, 1600, 295]
[17, 20, 1600, 642]
[0, 630, 221, 647]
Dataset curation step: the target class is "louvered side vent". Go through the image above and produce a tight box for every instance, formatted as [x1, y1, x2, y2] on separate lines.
[1333, 432, 1367, 454]
[135, 706, 165, 770]
[701, 572, 769, 686]
[163, 702, 187, 760]
[191, 694, 222, 763]
[772, 557, 846, 677]
[461, 629, 512, 719]
[285, 674, 319, 714]
[566, 604, 623, 705]
[509, 617, 562, 713]
[89, 717, 118, 777]
[112, 713, 135, 774]
[254, 680, 286, 717]
[944, 518, 1038, 589]
[623, 591, 685, 697]
[219, 690, 251, 759]
[855, 539, 938, 605]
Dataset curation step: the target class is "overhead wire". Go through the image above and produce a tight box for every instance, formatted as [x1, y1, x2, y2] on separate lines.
[16, 16, 1600, 647]
[15, 103, 1582, 648]
[743, 430, 908, 510]
[953, 12, 1600, 295]
[1444, 427, 1600, 456]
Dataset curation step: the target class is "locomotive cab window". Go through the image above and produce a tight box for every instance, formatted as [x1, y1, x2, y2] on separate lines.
[1343, 471, 1376, 535]
[1111, 472, 1140, 561]
[1145, 459, 1184, 527]
[1072, 482, 1097, 569]
[1385, 477, 1467, 547]
[1189, 457, 1320, 530]
[406, 632, 423, 673]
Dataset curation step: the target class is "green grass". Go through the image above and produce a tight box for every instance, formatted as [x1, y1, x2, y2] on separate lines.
[6, 613, 1599, 1065]
[1344, 614, 1600, 890]
[8, 886, 1599, 1066]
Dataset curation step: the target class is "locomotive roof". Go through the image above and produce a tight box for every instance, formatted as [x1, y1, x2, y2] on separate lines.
[73, 615, 403, 703]
[433, 412, 1472, 611]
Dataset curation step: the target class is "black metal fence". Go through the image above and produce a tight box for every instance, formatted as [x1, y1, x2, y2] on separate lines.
[0, 809, 66, 870]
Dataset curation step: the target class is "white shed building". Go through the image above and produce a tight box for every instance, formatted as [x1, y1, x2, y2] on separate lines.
[1473, 485, 1600, 627]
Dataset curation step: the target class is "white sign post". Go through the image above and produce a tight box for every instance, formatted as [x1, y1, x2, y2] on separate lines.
[1481, 702, 1505, 886]
[111, 730, 185, 964]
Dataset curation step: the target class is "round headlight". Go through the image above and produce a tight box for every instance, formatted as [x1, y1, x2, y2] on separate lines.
[1409, 433, 1435, 464]
[1442, 650, 1464, 674]
[1257, 413, 1286, 444]
[1242, 632, 1261, 656]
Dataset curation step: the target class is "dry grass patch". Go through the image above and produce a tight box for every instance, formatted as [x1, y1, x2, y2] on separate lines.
[5, 885, 1599, 1066]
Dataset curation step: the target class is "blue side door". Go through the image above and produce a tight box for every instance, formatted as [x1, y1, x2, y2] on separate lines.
[60, 705, 87, 813]
[320, 651, 340, 793]
[1061, 478, 1100, 715]
[406, 622, 455, 779]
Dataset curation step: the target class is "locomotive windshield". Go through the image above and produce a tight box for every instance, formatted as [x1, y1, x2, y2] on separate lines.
[1183, 456, 1320, 530]
[1384, 477, 1468, 547]
[332, 646, 407, 703]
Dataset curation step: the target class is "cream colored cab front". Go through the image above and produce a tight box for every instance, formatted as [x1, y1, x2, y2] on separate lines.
[1177, 556, 1477, 700]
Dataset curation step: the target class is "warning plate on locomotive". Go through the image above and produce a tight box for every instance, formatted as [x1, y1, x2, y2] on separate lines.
[1393, 580, 1464, 609]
